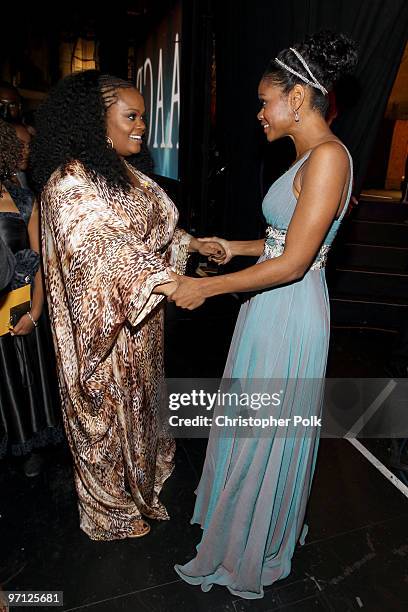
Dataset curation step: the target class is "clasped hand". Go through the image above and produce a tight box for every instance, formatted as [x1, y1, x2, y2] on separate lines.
[167, 236, 232, 310]
[168, 275, 207, 310]
[196, 236, 233, 265]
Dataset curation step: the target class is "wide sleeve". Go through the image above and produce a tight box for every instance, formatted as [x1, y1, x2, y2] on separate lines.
[167, 227, 192, 275]
[49, 181, 172, 382]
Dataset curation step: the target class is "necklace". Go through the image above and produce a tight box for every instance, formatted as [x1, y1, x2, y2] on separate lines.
[124, 161, 166, 203]
[124, 161, 149, 192]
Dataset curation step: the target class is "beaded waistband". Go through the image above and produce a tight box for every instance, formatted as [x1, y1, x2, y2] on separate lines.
[264, 225, 330, 270]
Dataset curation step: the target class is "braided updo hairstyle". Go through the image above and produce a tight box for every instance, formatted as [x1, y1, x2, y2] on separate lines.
[263, 31, 358, 116]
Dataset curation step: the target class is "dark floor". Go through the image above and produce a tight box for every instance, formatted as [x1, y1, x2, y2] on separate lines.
[1, 301, 407, 612]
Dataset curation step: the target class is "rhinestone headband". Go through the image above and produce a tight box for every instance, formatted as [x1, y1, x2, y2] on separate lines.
[274, 47, 328, 96]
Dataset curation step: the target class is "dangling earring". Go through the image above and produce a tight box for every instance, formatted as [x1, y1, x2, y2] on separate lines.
[106, 136, 114, 148]
[293, 109, 300, 122]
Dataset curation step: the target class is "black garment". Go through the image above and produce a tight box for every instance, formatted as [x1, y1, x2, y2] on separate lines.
[0, 235, 15, 290]
[0, 183, 62, 457]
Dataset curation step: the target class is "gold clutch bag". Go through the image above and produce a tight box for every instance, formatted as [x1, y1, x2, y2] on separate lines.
[0, 284, 31, 336]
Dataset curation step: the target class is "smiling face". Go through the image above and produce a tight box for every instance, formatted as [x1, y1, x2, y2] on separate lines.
[105, 87, 146, 157]
[257, 79, 294, 142]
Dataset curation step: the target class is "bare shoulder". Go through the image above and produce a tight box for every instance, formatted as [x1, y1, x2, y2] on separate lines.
[308, 140, 350, 169]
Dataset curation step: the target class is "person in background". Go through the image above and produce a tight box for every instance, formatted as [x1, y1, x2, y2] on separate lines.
[0, 81, 22, 123]
[0, 235, 16, 290]
[21, 109, 37, 138]
[0, 118, 62, 474]
[0, 82, 33, 190]
[13, 124, 31, 188]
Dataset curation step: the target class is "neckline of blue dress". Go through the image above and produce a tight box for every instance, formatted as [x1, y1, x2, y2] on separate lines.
[267, 150, 313, 193]
[289, 148, 313, 170]
[266, 140, 353, 224]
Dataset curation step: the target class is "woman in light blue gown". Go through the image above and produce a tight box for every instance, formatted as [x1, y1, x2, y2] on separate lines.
[172, 31, 357, 599]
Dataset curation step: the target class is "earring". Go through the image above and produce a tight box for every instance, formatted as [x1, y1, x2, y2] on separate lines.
[293, 109, 300, 122]
[106, 136, 114, 148]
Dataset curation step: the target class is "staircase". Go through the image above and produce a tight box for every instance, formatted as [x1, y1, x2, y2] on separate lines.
[328, 200, 408, 331]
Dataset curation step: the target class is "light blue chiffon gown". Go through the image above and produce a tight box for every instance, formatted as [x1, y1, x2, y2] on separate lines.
[175, 144, 353, 599]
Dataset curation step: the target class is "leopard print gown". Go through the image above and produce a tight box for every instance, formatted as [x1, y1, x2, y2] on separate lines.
[41, 161, 190, 540]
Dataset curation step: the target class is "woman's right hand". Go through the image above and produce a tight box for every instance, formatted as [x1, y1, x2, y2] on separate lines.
[197, 236, 233, 265]
[168, 275, 207, 310]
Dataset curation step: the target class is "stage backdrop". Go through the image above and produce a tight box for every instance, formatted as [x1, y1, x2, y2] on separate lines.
[135, 2, 181, 180]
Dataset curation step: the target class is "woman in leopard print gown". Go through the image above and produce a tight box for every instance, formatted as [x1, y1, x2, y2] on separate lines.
[30, 71, 222, 540]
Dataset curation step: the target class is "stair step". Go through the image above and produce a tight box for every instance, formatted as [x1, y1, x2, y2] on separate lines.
[353, 200, 408, 222]
[342, 219, 408, 247]
[330, 295, 408, 331]
[328, 203, 408, 330]
[335, 243, 408, 272]
[330, 267, 408, 300]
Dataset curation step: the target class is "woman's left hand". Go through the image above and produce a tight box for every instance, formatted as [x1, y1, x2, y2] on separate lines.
[10, 313, 36, 336]
[190, 237, 226, 261]
[197, 237, 232, 264]
[168, 276, 206, 310]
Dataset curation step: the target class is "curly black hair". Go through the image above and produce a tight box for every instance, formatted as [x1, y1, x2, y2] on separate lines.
[0, 118, 23, 189]
[30, 70, 139, 194]
[263, 31, 358, 116]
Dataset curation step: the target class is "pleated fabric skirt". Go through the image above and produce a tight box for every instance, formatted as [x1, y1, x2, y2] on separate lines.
[175, 270, 329, 599]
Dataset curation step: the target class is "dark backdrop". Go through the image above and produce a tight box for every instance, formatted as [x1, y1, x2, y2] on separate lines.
[1, 1, 406, 239]
[212, 0, 408, 239]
